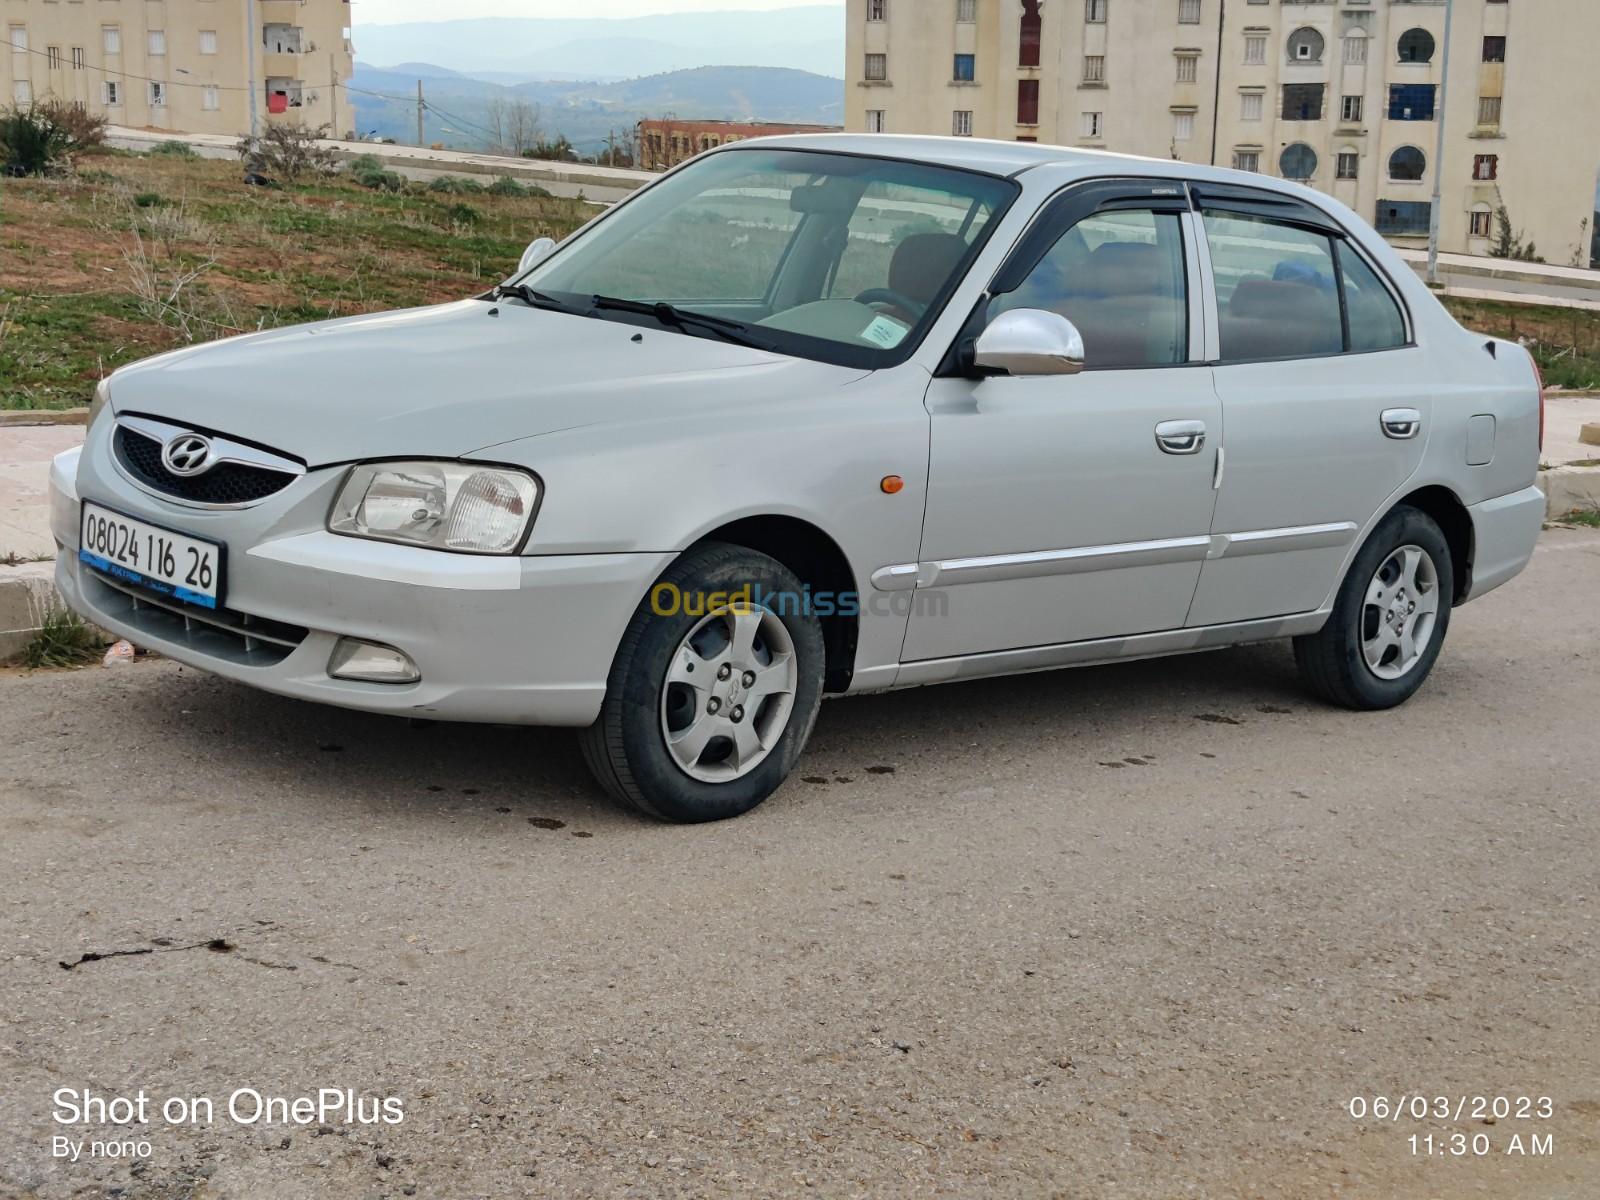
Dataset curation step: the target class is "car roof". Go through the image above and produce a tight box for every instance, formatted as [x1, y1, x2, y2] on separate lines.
[716, 132, 1315, 203]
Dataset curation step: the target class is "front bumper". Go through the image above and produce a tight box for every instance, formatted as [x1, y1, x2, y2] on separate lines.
[50, 430, 671, 726]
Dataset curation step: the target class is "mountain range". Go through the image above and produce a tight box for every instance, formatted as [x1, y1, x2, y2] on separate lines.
[349, 63, 845, 156]
[352, 6, 845, 82]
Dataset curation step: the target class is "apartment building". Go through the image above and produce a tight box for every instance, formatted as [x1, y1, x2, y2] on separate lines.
[637, 118, 841, 172]
[845, 0, 1600, 264]
[3, 0, 353, 138]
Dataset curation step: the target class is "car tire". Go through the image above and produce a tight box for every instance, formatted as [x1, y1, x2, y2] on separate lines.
[1293, 505, 1454, 711]
[580, 541, 826, 823]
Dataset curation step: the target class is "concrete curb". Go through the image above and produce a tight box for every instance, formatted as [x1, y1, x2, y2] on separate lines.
[0, 408, 90, 427]
[1543, 465, 1600, 519]
[0, 561, 64, 662]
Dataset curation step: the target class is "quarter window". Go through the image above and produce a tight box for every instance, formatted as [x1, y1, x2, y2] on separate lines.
[1338, 243, 1406, 352]
[992, 209, 1189, 369]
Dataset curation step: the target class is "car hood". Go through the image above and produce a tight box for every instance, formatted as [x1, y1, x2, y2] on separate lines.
[105, 301, 869, 466]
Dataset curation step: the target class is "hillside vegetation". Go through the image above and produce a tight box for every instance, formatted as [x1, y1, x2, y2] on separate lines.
[0, 149, 590, 409]
[3, 150, 1596, 411]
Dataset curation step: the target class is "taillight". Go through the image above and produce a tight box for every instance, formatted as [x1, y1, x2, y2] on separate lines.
[1531, 352, 1545, 451]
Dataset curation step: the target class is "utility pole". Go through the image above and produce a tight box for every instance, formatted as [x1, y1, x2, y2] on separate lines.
[605, 128, 616, 167]
[416, 79, 425, 147]
[1426, 0, 1454, 285]
[245, 0, 259, 138]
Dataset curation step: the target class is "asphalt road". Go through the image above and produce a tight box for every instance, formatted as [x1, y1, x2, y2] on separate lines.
[3, 529, 1598, 1199]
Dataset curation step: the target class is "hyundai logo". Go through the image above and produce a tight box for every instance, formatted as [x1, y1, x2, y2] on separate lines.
[161, 434, 215, 477]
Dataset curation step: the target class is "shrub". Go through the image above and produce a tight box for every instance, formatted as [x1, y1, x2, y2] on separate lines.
[133, 192, 167, 208]
[345, 153, 383, 175]
[428, 175, 485, 195]
[235, 123, 338, 182]
[487, 176, 527, 198]
[0, 106, 73, 176]
[444, 201, 482, 226]
[149, 139, 199, 158]
[354, 166, 407, 192]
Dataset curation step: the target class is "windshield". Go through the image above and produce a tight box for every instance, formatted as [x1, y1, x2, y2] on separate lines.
[520, 148, 1018, 367]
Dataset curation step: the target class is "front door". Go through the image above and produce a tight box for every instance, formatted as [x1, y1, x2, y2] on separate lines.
[902, 181, 1222, 663]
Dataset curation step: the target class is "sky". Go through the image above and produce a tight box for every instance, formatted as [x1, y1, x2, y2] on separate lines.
[354, 0, 841, 26]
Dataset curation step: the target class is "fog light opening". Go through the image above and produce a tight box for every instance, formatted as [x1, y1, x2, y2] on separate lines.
[328, 638, 420, 684]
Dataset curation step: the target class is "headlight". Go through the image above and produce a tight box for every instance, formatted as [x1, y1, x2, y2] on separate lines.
[89, 379, 112, 428]
[328, 461, 540, 554]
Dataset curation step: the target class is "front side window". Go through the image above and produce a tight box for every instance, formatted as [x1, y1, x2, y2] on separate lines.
[991, 209, 1189, 370]
[523, 149, 1015, 369]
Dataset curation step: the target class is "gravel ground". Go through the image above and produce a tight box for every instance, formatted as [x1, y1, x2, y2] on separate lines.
[2, 528, 1598, 1199]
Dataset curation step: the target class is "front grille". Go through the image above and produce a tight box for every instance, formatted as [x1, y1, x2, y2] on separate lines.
[86, 567, 308, 667]
[114, 424, 298, 506]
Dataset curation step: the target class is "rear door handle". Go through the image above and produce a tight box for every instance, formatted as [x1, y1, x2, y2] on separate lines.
[1155, 419, 1206, 455]
[1381, 408, 1422, 440]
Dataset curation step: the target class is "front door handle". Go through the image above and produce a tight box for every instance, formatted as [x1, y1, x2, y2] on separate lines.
[1381, 408, 1423, 440]
[1155, 419, 1206, 455]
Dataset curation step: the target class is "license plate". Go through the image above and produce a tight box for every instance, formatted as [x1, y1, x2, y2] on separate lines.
[79, 501, 225, 609]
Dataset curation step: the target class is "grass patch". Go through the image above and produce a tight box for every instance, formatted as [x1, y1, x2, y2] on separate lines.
[1441, 297, 1600, 391]
[1, 151, 590, 410]
[1556, 508, 1600, 528]
[17, 608, 102, 669]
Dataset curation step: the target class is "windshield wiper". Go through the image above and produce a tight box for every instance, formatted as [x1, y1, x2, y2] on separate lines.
[492, 282, 576, 313]
[588, 295, 776, 351]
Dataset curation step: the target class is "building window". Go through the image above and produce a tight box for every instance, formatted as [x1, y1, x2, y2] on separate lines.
[102, 79, 120, 105]
[1178, 0, 1200, 24]
[1279, 143, 1317, 181]
[1336, 151, 1359, 180]
[148, 81, 166, 107]
[12, 79, 31, 105]
[7, 26, 26, 53]
[101, 26, 120, 54]
[1389, 84, 1436, 121]
[1482, 35, 1506, 63]
[1375, 200, 1431, 237]
[1081, 110, 1103, 138]
[1172, 110, 1194, 141]
[1341, 95, 1364, 124]
[1020, 0, 1042, 68]
[202, 84, 219, 111]
[46, 45, 61, 69]
[864, 52, 886, 80]
[1287, 28, 1324, 63]
[1477, 95, 1502, 126]
[953, 53, 975, 81]
[1017, 78, 1040, 124]
[1396, 28, 1435, 64]
[866, 109, 885, 132]
[1086, 0, 1107, 23]
[1344, 35, 1368, 64]
[1388, 146, 1425, 181]
[1083, 54, 1104, 82]
[199, 30, 217, 55]
[147, 30, 165, 56]
[867, 0, 886, 20]
[71, 46, 84, 70]
[1244, 33, 1266, 64]
[1469, 209, 1493, 238]
[953, 110, 973, 136]
[1175, 53, 1198, 83]
[958, 0, 977, 22]
[1240, 91, 1262, 121]
[1473, 153, 1498, 181]
[1282, 83, 1324, 121]
[1232, 149, 1260, 172]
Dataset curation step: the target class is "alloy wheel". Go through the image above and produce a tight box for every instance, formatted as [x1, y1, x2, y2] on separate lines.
[1361, 544, 1440, 680]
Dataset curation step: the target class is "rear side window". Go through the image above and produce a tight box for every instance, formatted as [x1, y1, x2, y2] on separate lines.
[1337, 242, 1407, 352]
[1203, 211, 1407, 362]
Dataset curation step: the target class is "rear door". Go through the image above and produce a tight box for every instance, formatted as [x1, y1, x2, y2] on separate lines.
[1186, 185, 1426, 626]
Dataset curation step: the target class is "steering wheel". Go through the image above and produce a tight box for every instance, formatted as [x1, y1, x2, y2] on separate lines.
[854, 288, 927, 323]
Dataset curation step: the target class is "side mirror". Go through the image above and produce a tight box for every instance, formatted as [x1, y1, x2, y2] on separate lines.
[518, 237, 556, 273]
[971, 308, 1085, 377]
